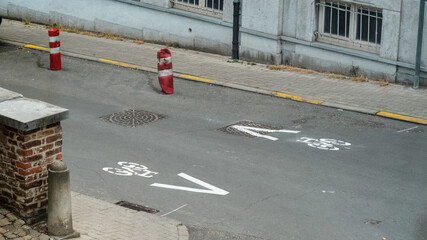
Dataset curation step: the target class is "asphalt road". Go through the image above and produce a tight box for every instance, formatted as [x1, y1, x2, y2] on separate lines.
[1, 43, 426, 240]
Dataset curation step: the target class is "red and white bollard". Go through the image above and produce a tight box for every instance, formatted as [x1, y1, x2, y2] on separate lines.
[48, 28, 61, 70]
[157, 49, 173, 94]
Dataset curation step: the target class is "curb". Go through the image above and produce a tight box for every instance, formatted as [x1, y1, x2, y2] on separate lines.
[3, 40, 426, 126]
[177, 224, 189, 240]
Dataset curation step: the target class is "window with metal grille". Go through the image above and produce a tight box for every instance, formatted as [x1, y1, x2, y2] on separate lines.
[173, 0, 224, 17]
[317, 0, 382, 51]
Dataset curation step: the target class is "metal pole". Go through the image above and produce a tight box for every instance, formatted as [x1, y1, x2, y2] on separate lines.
[232, 0, 240, 59]
[414, 0, 425, 89]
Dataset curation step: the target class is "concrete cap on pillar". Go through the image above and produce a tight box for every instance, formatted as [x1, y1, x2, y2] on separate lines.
[0, 88, 69, 131]
[50, 160, 68, 171]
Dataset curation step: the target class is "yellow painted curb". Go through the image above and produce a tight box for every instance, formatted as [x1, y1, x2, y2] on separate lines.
[272, 91, 324, 104]
[377, 111, 427, 125]
[179, 74, 224, 84]
[99, 58, 139, 69]
[24, 44, 49, 51]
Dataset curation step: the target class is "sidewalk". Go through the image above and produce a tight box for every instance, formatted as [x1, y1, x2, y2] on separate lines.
[1, 19, 426, 124]
[0, 192, 188, 240]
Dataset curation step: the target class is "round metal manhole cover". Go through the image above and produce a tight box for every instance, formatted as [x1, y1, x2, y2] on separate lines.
[218, 120, 281, 138]
[100, 109, 165, 128]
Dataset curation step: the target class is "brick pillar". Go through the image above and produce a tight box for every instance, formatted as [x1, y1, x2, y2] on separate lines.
[0, 88, 68, 225]
[0, 123, 63, 224]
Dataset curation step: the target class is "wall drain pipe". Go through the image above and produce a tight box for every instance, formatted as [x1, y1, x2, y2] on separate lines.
[232, 0, 241, 59]
[414, 0, 426, 89]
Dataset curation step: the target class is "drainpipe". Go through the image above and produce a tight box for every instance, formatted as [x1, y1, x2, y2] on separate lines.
[232, 0, 241, 59]
[414, 0, 425, 89]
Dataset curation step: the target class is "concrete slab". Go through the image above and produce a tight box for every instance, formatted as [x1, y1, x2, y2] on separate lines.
[0, 97, 69, 131]
[0, 87, 23, 102]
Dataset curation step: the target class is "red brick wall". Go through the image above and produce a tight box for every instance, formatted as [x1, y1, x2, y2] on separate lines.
[0, 122, 63, 224]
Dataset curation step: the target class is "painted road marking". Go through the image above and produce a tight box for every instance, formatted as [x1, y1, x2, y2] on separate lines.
[231, 125, 300, 141]
[151, 173, 229, 196]
[161, 204, 188, 217]
[322, 190, 335, 194]
[103, 162, 158, 177]
[24, 44, 49, 51]
[296, 137, 351, 151]
[99, 58, 139, 69]
[397, 126, 419, 133]
[377, 111, 427, 125]
[272, 91, 324, 104]
[179, 74, 224, 84]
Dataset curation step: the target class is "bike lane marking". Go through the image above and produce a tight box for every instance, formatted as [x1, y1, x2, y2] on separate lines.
[102, 162, 229, 196]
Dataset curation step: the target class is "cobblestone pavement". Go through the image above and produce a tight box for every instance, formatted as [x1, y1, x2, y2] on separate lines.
[0, 208, 52, 240]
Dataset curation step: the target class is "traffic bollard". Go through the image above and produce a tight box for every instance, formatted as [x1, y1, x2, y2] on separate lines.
[48, 28, 61, 70]
[157, 48, 173, 94]
[48, 160, 79, 239]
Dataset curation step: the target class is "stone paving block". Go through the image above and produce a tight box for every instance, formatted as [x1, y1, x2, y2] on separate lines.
[3, 231, 17, 238]
[0, 219, 9, 227]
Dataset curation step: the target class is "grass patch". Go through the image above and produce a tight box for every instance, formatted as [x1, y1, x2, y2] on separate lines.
[247, 62, 257, 66]
[372, 78, 389, 86]
[227, 59, 242, 63]
[267, 65, 315, 74]
[133, 40, 145, 45]
[80, 31, 98, 37]
[166, 42, 180, 48]
[352, 76, 369, 82]
[22, 20, 31, 25]
[66, 28, 78, 33]
[328, 73, 348, 79]
[379, 79, 389, 86]
[350, 65, 360, 77]
[45, 24, 124, 41]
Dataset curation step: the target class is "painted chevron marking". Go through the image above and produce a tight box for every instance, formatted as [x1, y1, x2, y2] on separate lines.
[151, 173, 229, 196]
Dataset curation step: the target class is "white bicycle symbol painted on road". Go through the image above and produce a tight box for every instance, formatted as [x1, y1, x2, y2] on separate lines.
[102, 162, 158, 177]
[297, 137, 351, 151]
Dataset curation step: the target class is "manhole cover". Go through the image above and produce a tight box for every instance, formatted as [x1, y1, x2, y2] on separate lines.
[100, 109, 165, 127]
[218, 120, 281, 138]
[116, 201, 159, 214]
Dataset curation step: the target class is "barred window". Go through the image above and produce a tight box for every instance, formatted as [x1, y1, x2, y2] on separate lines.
[317, 0, 382, 51]
[173, 0, 224, 17]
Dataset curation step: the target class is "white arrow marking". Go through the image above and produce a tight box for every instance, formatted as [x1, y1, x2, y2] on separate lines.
[231, 125, 300, 141]
[151, 173, 229, 196]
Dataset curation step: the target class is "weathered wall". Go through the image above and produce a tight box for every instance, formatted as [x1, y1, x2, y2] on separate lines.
[398, 0, 427, 66]
[140, 0, 171, 8]
[278, 0, 427, 84]
[0, 0, 233, 55]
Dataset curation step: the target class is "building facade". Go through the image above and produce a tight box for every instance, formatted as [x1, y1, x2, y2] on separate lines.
[0, 0, 426, 85]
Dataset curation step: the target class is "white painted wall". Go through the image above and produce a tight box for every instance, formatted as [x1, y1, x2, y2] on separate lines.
[241, 0, 282, 35]
[140, 0, 172, 8]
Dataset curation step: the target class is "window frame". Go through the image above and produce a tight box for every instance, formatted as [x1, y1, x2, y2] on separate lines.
[172, 0, 224, 18]
[317, 0, 383, 53]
